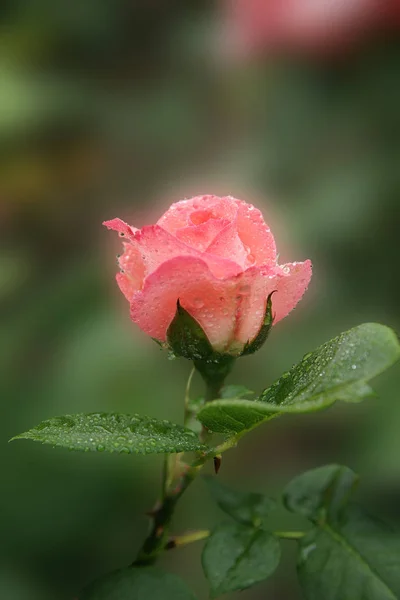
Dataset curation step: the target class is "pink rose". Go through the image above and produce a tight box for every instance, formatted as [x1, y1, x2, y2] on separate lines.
[104, 195, 311, 355]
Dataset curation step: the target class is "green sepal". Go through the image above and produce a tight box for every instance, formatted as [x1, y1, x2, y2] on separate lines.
[167, 300, 217, 362]
[166, 300, 236, 398]
[242, 291, 275, 355]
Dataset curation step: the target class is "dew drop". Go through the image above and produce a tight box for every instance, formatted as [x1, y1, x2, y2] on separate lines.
[247, 253, 255, 264]
[193, 297, 204, 308]
[239, 284, 251, 294]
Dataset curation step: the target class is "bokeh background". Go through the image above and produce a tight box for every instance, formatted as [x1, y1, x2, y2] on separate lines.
[1, 1, 400, 599]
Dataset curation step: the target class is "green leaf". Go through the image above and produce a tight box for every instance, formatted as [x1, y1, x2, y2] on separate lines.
[284, 465, 400, 600]
[202, 522, 280, 598]
[220, 385, 254, 399]
[166, 300, 215, 361]
[11, 412, 208, 455]
[197, 323, 400, 434]
[204, 475, 276, 526]
[283, 464, 359, 522]
[80, 566, 197, 599]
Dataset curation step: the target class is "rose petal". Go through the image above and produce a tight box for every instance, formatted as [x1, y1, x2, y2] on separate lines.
[234, 199, 277, 265]
[175, 218, 231, 251]
[115, 242, 145, 301]
[130, 256, 249, 350]
[132, 224, 242, 279]
[235, 260, 312, 344]
[103, 218, 137, 239]
[157, 195, 237, 234]
[157, 195, 239, 250]
[272, 260, 312, 323]
[206, 221, 249, 268]
[116, 273, 136, 302]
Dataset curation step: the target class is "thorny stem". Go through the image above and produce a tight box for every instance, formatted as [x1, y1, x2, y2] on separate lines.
[134, 365, 307, 565]
[134, 461, 202, 565]
[135, 442, 230, 565]
[134, 373, 234, 566]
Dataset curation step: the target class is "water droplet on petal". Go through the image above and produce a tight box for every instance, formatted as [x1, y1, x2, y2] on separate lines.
[193, 298, 204, 308]
[239, 284, 251, 294]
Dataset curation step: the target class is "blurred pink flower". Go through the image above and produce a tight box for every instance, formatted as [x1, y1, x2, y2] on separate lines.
[104, 195, 311, 353]
[223, 0, 400, 58]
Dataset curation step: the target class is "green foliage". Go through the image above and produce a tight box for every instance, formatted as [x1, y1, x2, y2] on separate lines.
[283, 464, 359, 520]
[12, 413, 208, 455]
[80, 566, 196, 599]
[202, 522, 280, 598]
[197, 323, 400, 434]
[204, 475, 276, 526]
[284, 465, 400, 600]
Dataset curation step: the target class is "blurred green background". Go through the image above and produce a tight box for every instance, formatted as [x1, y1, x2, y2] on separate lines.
[1, 2, 400, 599]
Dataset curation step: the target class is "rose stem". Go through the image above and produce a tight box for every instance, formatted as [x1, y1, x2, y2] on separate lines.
[133, 373, 231, 566]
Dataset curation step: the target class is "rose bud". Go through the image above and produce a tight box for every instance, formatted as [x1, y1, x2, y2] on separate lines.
[104, 195, 311, 369]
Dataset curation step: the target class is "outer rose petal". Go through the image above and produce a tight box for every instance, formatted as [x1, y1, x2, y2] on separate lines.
[235, 260, 312, 344]
[103, 218, 137, 239]
[116, 273, 136, 302]
[272, 260, 312, 323]
[130, 256, 254, 350]
[234, 199, 276, 265]
[115, 242, 145, 301]
[131, 224, 242, 279]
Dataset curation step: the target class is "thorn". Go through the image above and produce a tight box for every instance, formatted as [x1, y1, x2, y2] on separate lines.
[145, 501, 161, 517]
[156, 526, 164, 538]
[213, 454, 222, 474]
[165, 538, 177, 550]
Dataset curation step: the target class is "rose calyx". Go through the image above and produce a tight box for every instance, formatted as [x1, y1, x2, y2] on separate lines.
[166, 293, 275, 388]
